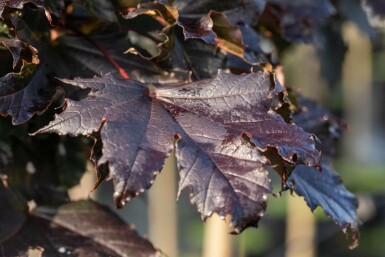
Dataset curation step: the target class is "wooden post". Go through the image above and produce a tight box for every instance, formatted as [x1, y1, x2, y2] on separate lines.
[341, 22, 373, 162]
[282, 44, 322, 257]
[148, 153, 178, 257]
[285, 195, 316, 257]
[202, 214, 233, 257]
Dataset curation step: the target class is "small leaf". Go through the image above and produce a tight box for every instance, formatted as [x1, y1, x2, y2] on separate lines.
[178, 11, 247, 59]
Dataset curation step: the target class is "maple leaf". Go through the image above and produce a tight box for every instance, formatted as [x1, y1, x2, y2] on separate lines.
[34, 71, 320, 232]
[0, 180, 160, 257]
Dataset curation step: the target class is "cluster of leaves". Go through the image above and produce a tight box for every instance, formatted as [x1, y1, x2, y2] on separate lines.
[1, 0, 378, 254]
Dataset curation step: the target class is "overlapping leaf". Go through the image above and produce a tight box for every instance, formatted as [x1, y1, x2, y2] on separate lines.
[0, 62, 55, 125]
[0, 177, 28, 244]
[121, 1, 252, 62]
[71, 0, 118, 22]
[317, 23, 347, 90]
[287, 160, 360, 249]
[0, 37, 38, 68]
[0, 198, 161, 257]
[0, 142, 11, 172]
[0, 8, 178, 124]
[34, 71, 320, 232]
[286, 96, 360, 248]
[262, 0, 335, 44]
[174, 0, 266, 24]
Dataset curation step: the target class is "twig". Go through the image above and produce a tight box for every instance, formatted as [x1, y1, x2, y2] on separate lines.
[70, 27, 130, 79]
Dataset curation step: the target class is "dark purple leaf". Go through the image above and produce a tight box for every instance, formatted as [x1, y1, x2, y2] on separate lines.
[0, 142, 12, 172]
[71, 0, 118, 22]
[1, 200, 161, 257]
[121, 1, 178, 23]
[293, 96, 342, 155]
[317, 23, 347, 90]
[177, 14, 217, 45]
[286, 160, 360, 249]
[175, 0, 266, 24]
[365, 0, 385, 16]
[263, 0, 335, 44]
[0, 37, 39, 68]
[0, 62, 55, 125]
[44, 0, 64, 18]
[54, 33, 175, 83]
[290, 96, 360, 248]
[178, 11, 247, 59]
[226, 24, 268, 73]
[34, 71, 320, 232]
[0, 177, 28, 244]
[122, 2, 254, 62]
[0, 9, 176, 126]
[172, 38, 226, 80]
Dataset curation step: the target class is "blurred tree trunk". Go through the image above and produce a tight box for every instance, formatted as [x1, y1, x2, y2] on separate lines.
[285, 195, 316, 257]
[202, 215, 233, 257]
[342, 22, 373, 163]
[282, 45, 324, 257]
[148, 153, 178, 257]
